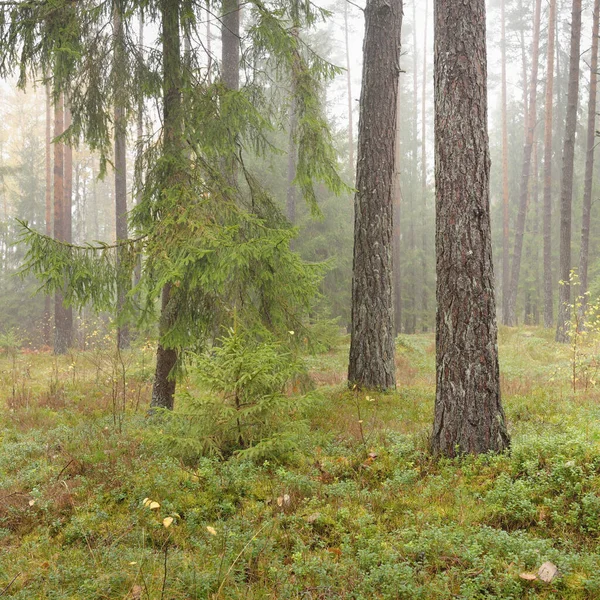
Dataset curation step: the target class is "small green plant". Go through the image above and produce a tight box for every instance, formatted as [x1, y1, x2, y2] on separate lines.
[165, 326, 311, 462]
[562, 271, 600, 392]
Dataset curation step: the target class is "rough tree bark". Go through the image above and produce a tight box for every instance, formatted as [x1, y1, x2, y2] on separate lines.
[578, 0, 599, 318]
[543, 0, 557, 328]
[348, 0, 401, 390]
[505, 0, 542, 326]
[150, 0, 183, 410]
[432, 0, 510, 456]
[556, 0, 582, 343]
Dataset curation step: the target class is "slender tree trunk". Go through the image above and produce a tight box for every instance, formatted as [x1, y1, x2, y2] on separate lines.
[543, 0, 557, 328]
[432, 0, 509, 456]
[63, 101, 74, 348]
[578, 0, 599, 318]
[348, 0, 401, 390]
[44, 83, 52, 345]
[150, 0, 183, 410]
[344, 1, 354, 174]
[206, 0, 212, 82]
[114, 3, 130, 349]
[221, 0, 240, 91]
[505, 0, 542, 326]
[393, 80, 402, 335]
[500, 0, 510, 323]
[54, 93, 68, 355]
[420, 0, 429, 332]
[409, 0, 419, 333]
[556, 0, 583, 343]
[134, 8, 144, 288]
[532, 138, 540, 325]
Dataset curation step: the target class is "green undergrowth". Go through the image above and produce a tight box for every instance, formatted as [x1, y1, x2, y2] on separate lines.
[3, 327, 600, 598]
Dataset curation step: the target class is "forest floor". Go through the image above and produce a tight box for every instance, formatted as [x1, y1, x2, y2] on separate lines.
[2, 327, 600, 598]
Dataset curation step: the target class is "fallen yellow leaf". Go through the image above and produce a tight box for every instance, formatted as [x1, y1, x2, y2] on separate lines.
[206, 526, 217, 536]
[163, 517, 174, 528]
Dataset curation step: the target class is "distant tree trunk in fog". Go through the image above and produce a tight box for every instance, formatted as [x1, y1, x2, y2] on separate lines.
[432, 0, 509, 457]
[344, 1, 354, 175]
[348, 0, 401, 390]
[134, 8, 144, 288]
[393, 81, 402, 336]
[500, 0, 510, 324]
[543, 0, 557, 328]
[556, 0, 582, 343]
[505, 0, 542, 326]
[114, 4, 130, 349]
[578, 0, 599, 320]
[286, 6, 298, 225]
[53, 93, 69, 354]
[221, 0, 240, 91]
[150, 0, 183, 411]
[44, 83, 52, 346]
[222, 0, 241, 182]
[419, 0, 429, 332]
[63, 102, 74, 347]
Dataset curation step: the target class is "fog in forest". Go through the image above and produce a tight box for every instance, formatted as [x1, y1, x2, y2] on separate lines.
[1, 0, 600, 596]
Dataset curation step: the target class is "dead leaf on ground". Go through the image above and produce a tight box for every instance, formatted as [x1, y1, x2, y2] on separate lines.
[519, 572, 537, 581]
[538, 561, 559, 583]
[130, 584, 142, 599]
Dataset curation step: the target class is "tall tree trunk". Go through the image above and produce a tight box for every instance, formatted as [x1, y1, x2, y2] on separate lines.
[344, 1, 354, 175]
[505, 0, 542, 326]
[134, 8, 144, 288]
[114, 4, 130, 349]
[408, 0, 419, 334]
[420, 0, 429, 332]
[63, 101, 74, 348]
[44, 83, 52, 346]
[556, 0, 582, 343]
[543, 0, 557, 328]
[432, 0, 509, 456]
[348, 0, 401, 390]
[393, 80, 402, 336]
[286, 5, 298, 225]
[578, 0, 599, 319]
[500, 0, 510, 323]
[54, 93, 69, 354]
[221, 0, 240, 91]
[150, 0, 183, 410]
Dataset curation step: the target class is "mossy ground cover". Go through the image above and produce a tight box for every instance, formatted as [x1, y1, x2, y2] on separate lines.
[3, 328, 600, 598]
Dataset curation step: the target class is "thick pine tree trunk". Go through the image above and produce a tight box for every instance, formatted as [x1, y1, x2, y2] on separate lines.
[578, 0, 599, 318]
[432, 0, 509, 456]
[150, 0, 183, 410]
[505, 0, 542, 326]
[556, 0, 582, 343]
[114, 4, 130, 349]
[543, 0, 557, 328]
[44, 83, 52, 346]
[348, 0, 401, 390]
